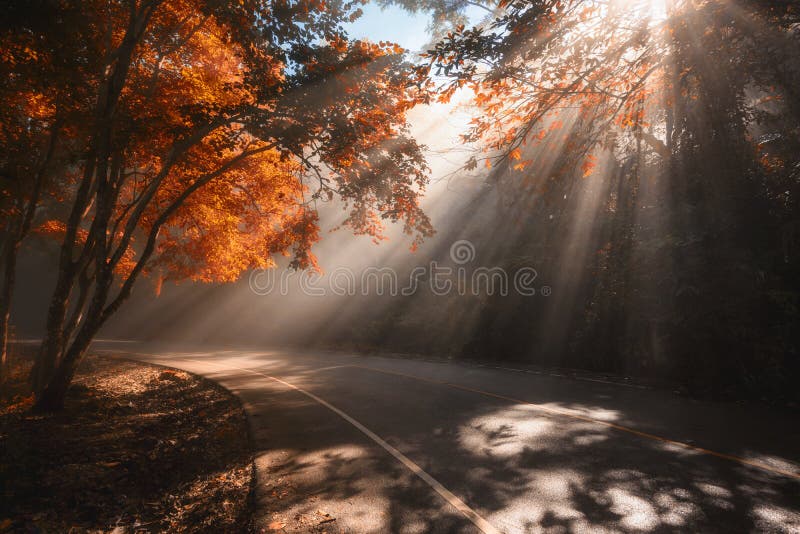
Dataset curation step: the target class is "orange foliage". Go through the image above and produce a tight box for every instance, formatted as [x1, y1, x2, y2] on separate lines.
[3, 0, 432, 290]
[427, 0, 677, 177]
[149, 152, 317, 281]
[581, 154, 597, 178]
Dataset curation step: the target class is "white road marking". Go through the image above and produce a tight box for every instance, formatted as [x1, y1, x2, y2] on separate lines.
[180, 358, 502, 534]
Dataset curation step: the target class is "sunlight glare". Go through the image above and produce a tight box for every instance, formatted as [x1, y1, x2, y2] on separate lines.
[619, 0, 669, 24]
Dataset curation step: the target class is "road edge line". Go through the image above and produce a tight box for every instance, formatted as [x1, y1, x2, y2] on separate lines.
[182, 359, 502, 534]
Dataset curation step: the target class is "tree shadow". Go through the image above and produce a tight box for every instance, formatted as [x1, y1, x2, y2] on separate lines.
[125, 348, 800, 533]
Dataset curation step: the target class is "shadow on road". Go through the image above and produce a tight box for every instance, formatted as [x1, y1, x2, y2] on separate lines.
[118, 348, 800, 533]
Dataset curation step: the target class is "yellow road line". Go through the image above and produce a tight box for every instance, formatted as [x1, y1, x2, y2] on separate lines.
[350, 364, 800, 481]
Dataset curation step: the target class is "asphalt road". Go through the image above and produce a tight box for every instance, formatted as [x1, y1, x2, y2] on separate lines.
[96, 344, 800, 533]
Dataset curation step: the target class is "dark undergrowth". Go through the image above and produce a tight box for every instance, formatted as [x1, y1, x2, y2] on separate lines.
[0, 350, 255, 533]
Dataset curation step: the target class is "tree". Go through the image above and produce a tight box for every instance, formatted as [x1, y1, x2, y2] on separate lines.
[0, 1, 97, 382]
[416, 0, 800, 393]
[2, 0, 434, 410]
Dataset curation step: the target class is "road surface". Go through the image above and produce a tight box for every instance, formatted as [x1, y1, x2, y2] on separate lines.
[95, 344, 800, 533]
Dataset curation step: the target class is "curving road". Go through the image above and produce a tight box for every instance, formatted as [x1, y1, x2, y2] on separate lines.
[95, 343, 800, 533]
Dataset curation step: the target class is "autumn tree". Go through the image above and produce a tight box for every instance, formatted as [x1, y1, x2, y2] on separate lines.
[0, 2, 99, 382]
[0, 45, 56, 381]
[2, 0, 434, 410]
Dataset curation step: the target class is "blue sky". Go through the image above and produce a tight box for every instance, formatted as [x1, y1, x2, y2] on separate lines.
[344, 3, 487, 53]
[345, 4, 433, 52]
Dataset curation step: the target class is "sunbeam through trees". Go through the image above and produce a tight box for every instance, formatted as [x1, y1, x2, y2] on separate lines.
[1, 0, 799, 532]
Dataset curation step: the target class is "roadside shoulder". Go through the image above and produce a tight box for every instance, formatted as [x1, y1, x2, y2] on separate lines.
[0, 353, 256, 533]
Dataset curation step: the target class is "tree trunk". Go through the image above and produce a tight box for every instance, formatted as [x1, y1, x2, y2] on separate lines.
[34, 261, 117, 410]
[32, 7, 150, 405]
[0, 242, 18, 384]
[33, 321, 97, 411]
[31, 267, 75, 392]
